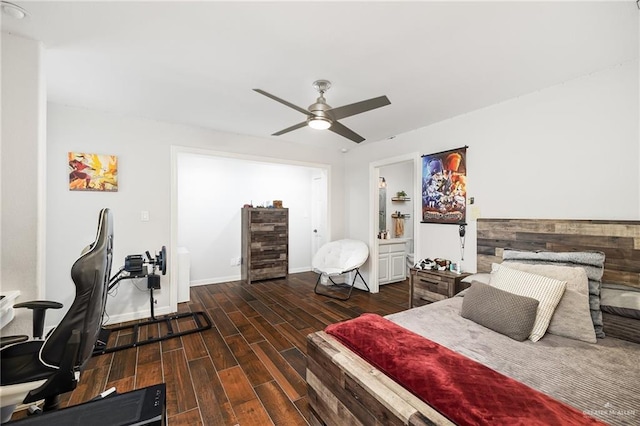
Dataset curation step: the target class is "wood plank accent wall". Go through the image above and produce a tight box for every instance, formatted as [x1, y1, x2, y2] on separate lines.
[477, 218, 640, 290]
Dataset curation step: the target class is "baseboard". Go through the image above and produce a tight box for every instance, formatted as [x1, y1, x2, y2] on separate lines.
[190, 268, 312, 287]
[190, 276, 240, 286]
[102, 306, 173, 326]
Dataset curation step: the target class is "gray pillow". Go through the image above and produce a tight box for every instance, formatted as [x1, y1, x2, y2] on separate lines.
[461, 281, 540, 341]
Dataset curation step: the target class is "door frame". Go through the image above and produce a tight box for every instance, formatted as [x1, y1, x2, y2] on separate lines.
[311, 171, 328, 259]
[170, 145, 331, 311]
[368, 152, 420, 294]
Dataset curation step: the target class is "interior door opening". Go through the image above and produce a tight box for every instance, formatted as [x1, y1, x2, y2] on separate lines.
[171, 147, 330, 311]
[369, 154, 418, 294]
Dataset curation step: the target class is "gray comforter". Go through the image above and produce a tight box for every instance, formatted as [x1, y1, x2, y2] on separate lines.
[386, 297, 640, 426]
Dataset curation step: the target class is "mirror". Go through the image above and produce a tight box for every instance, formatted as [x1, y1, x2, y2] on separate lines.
[379, 177, 386, 233]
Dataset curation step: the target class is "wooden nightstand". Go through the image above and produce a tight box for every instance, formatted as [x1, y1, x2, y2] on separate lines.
[409, 268, 471, 307]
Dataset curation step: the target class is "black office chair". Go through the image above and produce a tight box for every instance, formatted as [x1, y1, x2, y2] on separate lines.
[0, 208, 114, 422]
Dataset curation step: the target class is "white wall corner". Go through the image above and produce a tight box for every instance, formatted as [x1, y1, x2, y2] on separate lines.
[1, 34, 46, 335]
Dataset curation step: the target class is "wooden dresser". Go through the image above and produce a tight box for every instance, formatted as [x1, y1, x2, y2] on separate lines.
[241, 208, 288, 284]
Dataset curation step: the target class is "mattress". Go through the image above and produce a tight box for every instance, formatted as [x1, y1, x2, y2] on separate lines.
[601, 286, 640, 320]
[386, 297, 640, 426]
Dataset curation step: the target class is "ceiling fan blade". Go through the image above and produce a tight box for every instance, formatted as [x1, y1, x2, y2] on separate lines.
[272, 121, 307, 136]
[329, 121, 365, 143]
[329, 95, 391, 120]
[253, 89, 310, 116]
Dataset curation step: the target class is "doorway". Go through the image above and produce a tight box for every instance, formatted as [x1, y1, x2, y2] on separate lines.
[170, 147, 330, 310]
[368, 153, 420, 293]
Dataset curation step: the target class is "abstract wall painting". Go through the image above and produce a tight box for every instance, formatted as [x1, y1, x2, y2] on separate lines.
[69, 152, 118, 192]
[421, 146, 467, 224]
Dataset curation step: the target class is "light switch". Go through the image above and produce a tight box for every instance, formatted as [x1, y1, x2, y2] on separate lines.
[141, 211, 150, 222]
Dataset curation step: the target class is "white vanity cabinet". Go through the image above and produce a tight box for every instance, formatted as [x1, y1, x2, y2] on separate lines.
[378, 239, 407, 285]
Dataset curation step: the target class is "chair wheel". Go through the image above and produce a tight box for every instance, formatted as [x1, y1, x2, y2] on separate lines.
[27, 405, 42, 416]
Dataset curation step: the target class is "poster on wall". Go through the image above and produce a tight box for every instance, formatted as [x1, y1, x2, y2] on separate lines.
[421, 146, 467, 224]
[68, 152, 118, 192]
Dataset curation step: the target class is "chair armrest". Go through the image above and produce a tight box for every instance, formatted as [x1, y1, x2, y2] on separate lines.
[13, 301, 63, 310]
[14, 301, 63, 339]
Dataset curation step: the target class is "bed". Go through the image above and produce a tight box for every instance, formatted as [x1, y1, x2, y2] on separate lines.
[306, 219, 640, 425]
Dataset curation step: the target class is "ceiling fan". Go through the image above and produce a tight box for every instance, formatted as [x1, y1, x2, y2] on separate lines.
[253, 80, 391, 143]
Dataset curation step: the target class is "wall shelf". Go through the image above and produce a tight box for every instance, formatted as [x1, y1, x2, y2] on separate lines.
[391, 197, 411, 202]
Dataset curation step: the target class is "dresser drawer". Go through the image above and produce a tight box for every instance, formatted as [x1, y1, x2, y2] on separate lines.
[379, 242, 405, 252]
[414, 269, 449, 282]
[413, 286, 447, 306]
[415, 277, 450, 296]
[250, 209, 288, 223]
[250, 242, 287, 253]
[250, 262, 287, 280]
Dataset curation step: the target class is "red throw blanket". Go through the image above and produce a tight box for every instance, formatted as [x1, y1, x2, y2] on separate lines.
[325, 313, 605, 426]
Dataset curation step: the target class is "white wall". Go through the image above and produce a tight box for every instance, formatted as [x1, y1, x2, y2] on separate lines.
[177, 153, 324, 284]
[346, 61, 639, 277]
[1, 33, 46, 336]
[46, 104, 345, 325]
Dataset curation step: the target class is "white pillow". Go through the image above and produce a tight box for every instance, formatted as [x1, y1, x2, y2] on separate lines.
[490, 263, 567, 342]
[456, 273, 491, 297]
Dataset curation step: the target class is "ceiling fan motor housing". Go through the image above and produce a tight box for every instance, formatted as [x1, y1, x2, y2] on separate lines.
[308, 96, 332, 121]
[307, 96, 333, 129]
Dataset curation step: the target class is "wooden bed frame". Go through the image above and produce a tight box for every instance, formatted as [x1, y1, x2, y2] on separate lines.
[307, 330, 454, 426]
[306, 218, 640, 425]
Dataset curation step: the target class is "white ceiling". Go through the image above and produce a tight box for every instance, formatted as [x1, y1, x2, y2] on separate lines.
[2, 1, 638, 151]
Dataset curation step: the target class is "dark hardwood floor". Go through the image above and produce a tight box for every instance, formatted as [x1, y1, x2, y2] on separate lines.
[52, 272, 409, 425]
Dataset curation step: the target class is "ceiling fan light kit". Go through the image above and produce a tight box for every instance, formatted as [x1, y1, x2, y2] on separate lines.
[307, 117, 332, 130]
[254, 79, 390, 143]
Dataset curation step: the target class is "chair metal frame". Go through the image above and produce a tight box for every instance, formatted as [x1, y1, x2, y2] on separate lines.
[313, 267, 370, 301]
[312, 239, 371, 301]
